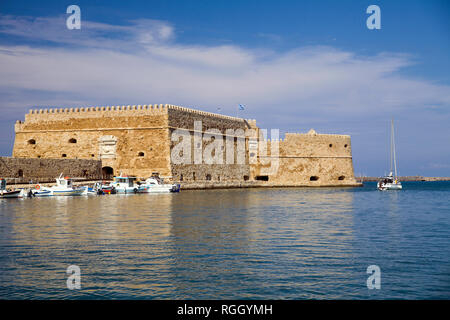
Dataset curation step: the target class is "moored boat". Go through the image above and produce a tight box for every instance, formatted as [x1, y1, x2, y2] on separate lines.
[0, 179, 23, 198]
[378, 119, 402, 191]
[111, 175, 139, 194]
[81, 182, 117, 195]
[138, 174, 180, 193]
[31, 174, 85, 196]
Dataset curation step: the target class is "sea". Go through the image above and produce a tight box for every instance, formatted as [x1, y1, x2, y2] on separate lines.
[0, 181, 449, 299]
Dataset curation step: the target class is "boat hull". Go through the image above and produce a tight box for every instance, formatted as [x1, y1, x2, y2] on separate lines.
[44, 188, 85, 196]
[377, 182, 402, 191]
[32, 190, 52, 197]
[0, 190, 22, 198]
[52, 190, 85, 196]
[114, 187, 139, 194]
[138, 184, 180, 193]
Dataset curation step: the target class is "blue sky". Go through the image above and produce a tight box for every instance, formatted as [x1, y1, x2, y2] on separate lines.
[0, 0, 449, 176]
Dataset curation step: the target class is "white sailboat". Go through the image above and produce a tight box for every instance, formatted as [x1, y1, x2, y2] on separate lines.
[377, 120, 402, 191]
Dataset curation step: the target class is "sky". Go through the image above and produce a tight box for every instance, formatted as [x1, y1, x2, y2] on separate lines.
[0, 0, 449, 176]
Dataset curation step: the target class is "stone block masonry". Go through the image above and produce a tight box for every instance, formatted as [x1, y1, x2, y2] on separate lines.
[11, 104, 361, 188]
[0, 157, 102, 182]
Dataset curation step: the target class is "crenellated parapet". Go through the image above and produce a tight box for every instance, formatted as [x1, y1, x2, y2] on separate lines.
[24, 104, 170, 123]
[22, 104, 247, 124]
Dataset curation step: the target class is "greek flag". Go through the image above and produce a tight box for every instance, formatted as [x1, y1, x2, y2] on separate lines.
[238, 104, 245, 111]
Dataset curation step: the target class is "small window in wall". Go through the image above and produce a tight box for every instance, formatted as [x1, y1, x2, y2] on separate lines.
[62, 154, 67, 158]
[193, 172, 196, 181]
[69, 138, 77, 143]
[138, 152, 145, 157]
[18, 169, 23, 178]
[28, 139, 36, 145]
[180, 174, 183, 181]
[83, 170, 88, 177]
[310, 176, 319, 181]
[255, 175, 269, 181]
[37, 155, 41, 158]
[217, 175, 220, 181]
[91, 154, 95, 157]
[329, 144, 333, 147]
[344, 144, 348, 148]
[206, 174, 212, 181]
[244, 175, 249, 181]
[338, 176, 345, 181]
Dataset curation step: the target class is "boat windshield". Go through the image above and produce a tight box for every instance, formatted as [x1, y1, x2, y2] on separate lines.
[379, 177, 393, 183]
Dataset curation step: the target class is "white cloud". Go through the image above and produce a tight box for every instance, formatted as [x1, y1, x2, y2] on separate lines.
[0, 14, 449, 123]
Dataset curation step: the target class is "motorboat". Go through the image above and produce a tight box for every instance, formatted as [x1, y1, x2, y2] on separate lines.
[0, 179, 23, 198]
[111, 175, 139, 194]
[82, 182, 116, 195]
[378, 120, 402, 191]
[138, 174, 180, 193]
[32, 174, 85, 196]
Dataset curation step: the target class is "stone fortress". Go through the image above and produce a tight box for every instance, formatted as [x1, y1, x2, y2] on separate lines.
[10, 104, 360, 188]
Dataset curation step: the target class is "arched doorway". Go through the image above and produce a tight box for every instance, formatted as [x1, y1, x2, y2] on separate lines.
[102, 166, 114, 179]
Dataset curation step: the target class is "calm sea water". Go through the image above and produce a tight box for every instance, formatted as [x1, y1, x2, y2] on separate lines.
[0, 182, 449, 299]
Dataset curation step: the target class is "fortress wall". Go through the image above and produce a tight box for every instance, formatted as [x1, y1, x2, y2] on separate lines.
[13, 106, 172, 178]
[250, 131, 357, 186]
[0, 157, 101, 181]
[169, 130, 250, 182]
[167, 106, 247, 131]
[13, 128, 172, 178]
[167, 107, 251, 183]
[252, 157, 357, 186]
[279, 132, 352, 157]
[171, 164, 249, 183]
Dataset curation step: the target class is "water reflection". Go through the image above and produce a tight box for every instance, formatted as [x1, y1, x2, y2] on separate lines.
[1, 184, 448, 299]
[167, 188, 354, 299]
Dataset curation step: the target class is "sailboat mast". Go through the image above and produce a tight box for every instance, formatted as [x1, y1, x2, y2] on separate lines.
[390, 120, 393, 174]
[392, 119, 398, 179]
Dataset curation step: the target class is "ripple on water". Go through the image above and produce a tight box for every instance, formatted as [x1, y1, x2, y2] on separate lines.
[0, 182, 449, 299]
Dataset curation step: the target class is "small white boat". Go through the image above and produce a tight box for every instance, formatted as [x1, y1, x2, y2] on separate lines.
[0, 179, 23, 198]
[111, 175, 139, 194]
[81, 182, 116, 195]
[377, 172, 402, 191]
[32, 174, 85, 196]
[138, 175, 180, 193]
[378, 120, 402, 191]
